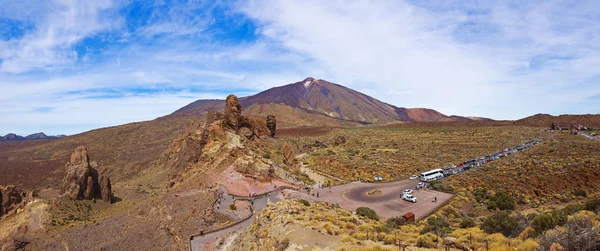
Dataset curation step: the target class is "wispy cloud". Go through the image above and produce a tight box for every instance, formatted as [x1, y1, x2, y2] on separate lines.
[0, 0, 599, 135]
[239, 0, 600, 118]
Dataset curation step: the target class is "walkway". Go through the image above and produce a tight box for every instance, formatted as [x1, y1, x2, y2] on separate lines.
[190, 189, 284, 251]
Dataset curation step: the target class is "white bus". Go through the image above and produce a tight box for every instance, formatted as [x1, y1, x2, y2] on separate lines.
[420, 169, 444, 182]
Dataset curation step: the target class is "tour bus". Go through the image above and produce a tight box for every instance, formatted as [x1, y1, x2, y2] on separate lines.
[420, 169, 444, 182]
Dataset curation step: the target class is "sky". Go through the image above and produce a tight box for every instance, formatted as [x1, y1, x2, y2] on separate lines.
[1, 0, 599, 136]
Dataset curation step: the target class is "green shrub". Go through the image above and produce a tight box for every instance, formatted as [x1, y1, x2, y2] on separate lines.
[573, 190, 587, 197]
[481, 211, 520, 237]
[420, 216, 452, 236]
[487, 191, 515, 211]
[429, 180, 455, 193]
[356, 207, 379, 221]
[473, 187, 488, 202]
[583, 198, 600, 212]
[229, 203, 237, 210]
[460, 218, 476, 228]
[529, 211, 567, 237]
[385, 217, 407, 229]
[298, 199, 311, 207]
[263, 153, 271, 159]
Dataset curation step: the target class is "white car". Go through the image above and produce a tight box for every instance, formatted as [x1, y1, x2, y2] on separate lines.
[403, 194, 417, 203]
[403, 189, 413, 194]
[409, 175, 418, 180]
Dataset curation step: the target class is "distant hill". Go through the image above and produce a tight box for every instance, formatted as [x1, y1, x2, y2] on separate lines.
[0, 132, 66, 141]
[514, 113, 600, 128]
[171, 77, 488, 127]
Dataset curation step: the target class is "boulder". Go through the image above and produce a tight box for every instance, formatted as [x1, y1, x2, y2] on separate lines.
[223, 94, 242, 131]
[60, 146, 113, 203]
[333, 135, 346, 146]
[239, 127, 254, 140]
[266, 115, 277, 137]
[0, 185, 27, 217]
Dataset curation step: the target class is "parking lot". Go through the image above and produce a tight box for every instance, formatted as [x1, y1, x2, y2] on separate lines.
[306, 179, 454, 220]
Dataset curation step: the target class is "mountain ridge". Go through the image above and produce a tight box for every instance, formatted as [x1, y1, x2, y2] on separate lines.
[0, 132, 66, 141]
[171, 77, 490, 126]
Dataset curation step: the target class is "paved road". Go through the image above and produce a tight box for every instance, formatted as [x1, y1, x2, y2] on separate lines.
[190, 190, 282, 251]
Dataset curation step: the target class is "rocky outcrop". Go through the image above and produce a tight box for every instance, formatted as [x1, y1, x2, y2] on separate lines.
[333, 135, 346, 146]
[0, 185, 31, 217]
[282, 143, 294, 164]
[60, 146, 113, 203]
[224, 94, 242, 131]
[266, 115, 277, 137]
[160, 94, 279, 185]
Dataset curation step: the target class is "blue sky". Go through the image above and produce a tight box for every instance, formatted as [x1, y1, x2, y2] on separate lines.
[1, 0, 599, 135]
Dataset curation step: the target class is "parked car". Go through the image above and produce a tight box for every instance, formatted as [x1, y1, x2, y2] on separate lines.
[409, 175, 418, 180]
[403, 189, 413, 194]
[403, 194, 417, 203]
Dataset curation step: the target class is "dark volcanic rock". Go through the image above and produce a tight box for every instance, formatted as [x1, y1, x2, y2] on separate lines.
[266, 115, 276, 137]
[60, 146, 113, 203]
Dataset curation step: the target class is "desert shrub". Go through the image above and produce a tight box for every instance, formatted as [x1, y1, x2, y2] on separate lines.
[263, 153, 271, 159]
[561, 204, 582, 215]
[416, 233, 438, 248]
[354, 232, 367, 240]
[420, 216, 452, 237]
[383, 234, 395, 244]
[429, 180, 454, 193]
[487, 191, 515, 211]
[277, 238, 289, 251]
[356, 207, 379, 221]
[583, 198, 600, 213]
[384, 217, 407, 229]
[460, 218, 476, 228]
[473, 187, 488, 202]
[481, 211, 520, 237]
[538, 211, 600, 251]
[531, 213, 557, 236]
[341, 235, 356, 244]
[573, 189, 587, 197]
[298, 199, 310, 207]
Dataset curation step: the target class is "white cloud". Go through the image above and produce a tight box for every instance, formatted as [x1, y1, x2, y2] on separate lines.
[238, 0, 600, 119]
[0, 0, 123, 73]
[1, 0, 600, 135]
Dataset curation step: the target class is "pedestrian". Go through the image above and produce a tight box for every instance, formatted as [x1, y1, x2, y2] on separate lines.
[200, 230, 204, 236]
[251, 199, 254, 206]
[435, 196, 437, 202]
[317, 192, 319, 198]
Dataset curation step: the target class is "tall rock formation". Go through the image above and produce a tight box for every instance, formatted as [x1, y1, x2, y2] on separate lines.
[224, 94, 242, 131]
[60, 146, 113, 203]
[266, 115, 277, 137]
